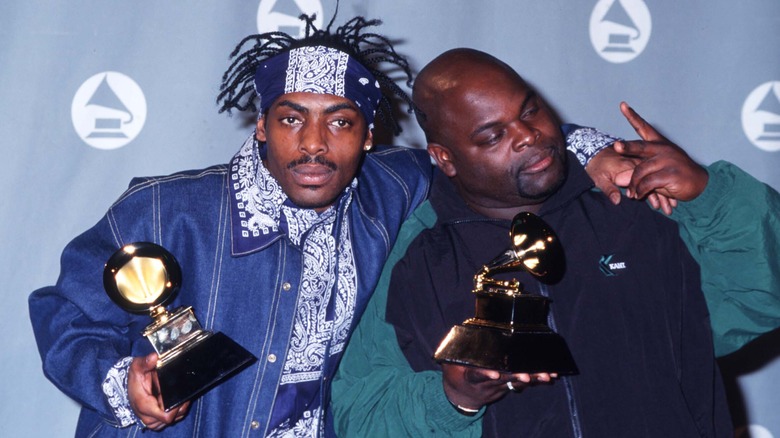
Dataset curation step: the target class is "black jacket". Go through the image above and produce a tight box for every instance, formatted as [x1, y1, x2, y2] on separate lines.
[386, 150, 732, 437]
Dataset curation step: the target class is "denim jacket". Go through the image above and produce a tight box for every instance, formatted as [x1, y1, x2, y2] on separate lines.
[29, 143, 431, 437]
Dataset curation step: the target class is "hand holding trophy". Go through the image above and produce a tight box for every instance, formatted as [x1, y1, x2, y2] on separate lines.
[434, 212, 578, 374]
[103, 242, 257, 411]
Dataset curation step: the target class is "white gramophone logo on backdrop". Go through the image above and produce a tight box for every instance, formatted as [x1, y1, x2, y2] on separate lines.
[71, 72, 147, 150]
[257, 0, 323, 36]
[742, 81, 780, 152]
[735, 424, 774, 438]
[589, 0, 652, 63]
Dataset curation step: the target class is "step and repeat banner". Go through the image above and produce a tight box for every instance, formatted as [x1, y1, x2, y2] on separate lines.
[2, 1, 778, 436]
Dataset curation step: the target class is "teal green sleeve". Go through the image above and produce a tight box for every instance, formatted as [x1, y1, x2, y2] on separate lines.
[331, 203, 483, 438]
[670, 161, 780, 357]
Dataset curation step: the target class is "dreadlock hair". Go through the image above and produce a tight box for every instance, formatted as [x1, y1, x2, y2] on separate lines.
[216, 13, 414, 136]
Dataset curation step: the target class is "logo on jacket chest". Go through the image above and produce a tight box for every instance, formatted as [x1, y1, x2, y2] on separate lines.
[599, 254, 627, 277]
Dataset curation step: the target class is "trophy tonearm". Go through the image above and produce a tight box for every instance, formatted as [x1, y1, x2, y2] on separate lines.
[434, 212, 578, 374]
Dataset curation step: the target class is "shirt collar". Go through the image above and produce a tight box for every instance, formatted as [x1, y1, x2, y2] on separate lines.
[228, 134, 357, 256]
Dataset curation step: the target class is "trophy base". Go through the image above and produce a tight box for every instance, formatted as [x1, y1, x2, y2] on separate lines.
[158, 331, 257, 411]
[434, 323, 578, 374]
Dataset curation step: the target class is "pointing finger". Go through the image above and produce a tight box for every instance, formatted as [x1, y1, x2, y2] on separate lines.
[620, 102, 668, 143]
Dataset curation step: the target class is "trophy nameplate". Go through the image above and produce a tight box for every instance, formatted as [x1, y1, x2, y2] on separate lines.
[103, 242, 257, 411]
[434, 212, 578, 374]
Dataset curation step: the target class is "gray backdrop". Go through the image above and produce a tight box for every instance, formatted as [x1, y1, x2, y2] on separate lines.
[2, 1, 778, 436]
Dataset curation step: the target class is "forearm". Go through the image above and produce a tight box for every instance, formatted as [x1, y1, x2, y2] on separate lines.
[332, 289, 482, 437]
[30, 287, 135, 423]
[671, 161, 780, 356]
[332, 359, 480, 437]
[29, 221, 143, 423]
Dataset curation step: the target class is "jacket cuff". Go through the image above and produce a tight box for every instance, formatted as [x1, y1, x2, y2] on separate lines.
[671, 162, 727, 221]
[102, 356, 139, 428]
[422, 373, 484, 431]
[565, 127, 620, 167]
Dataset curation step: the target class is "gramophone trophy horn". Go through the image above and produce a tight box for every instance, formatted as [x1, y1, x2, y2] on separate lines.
[103, 242, 257, 410]
[434, 212, 577, 374]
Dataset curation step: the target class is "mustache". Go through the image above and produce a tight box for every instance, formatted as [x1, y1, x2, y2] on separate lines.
[517, 145, 557, 171]
[286, 155, 337, 171]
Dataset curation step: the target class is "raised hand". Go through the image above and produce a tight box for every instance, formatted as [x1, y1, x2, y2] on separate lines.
[613, 102, 708, 214]
[585, 144, 640, 206]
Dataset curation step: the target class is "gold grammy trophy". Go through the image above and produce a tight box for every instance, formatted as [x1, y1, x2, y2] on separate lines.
[103, 242, 257, 410]
[434, 212, 578, 374]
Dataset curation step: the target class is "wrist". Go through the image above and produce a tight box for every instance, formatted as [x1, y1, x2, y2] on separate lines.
[103, 356, 140, 428]
[447, 399, 480, 417]
[565, 126, 620, 167]
[442, 379, 481, 415]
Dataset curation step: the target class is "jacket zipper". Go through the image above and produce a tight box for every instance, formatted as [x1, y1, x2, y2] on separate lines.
[538, 283, 583, 438]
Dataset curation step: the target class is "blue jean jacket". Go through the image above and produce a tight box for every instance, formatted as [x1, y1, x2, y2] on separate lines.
[29, 144, 431, 437]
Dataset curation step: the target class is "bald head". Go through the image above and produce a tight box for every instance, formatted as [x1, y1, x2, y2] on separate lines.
[411, 48, 567, 218]
[413, 48, 524, 143]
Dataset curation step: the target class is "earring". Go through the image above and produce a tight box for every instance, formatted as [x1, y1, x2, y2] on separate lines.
[364, 143, 373, 151]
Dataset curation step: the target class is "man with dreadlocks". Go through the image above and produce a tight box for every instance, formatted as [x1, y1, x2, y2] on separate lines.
[29, 14, 431, 437]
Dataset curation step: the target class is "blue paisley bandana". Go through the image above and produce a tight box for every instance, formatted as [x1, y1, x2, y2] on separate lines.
[254, 45, 382, 129]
